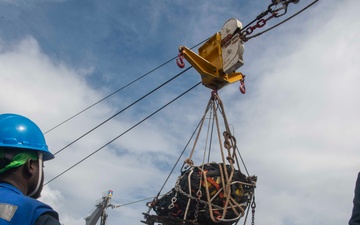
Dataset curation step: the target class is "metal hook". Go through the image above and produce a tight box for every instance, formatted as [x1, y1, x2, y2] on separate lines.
[176, 52, 185, 68]
[211, 89, 218, 99]
[239, 78, 246, 94]
[268, 1, 288, 17]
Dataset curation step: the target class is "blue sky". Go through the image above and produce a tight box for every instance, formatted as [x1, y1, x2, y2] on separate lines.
[1, 0, 360, 225]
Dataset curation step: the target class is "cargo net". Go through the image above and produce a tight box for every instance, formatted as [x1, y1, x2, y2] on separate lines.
[142, 92, 257, 225]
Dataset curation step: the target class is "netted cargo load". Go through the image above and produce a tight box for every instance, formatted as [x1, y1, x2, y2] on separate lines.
[145, 163, 256, 225]
[142, 92, 257, 225]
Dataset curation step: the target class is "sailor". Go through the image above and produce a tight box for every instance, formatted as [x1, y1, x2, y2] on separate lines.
[0, 113, 60, 225]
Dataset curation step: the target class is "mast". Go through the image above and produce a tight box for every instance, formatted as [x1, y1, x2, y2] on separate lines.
[85, 190, 114, 225]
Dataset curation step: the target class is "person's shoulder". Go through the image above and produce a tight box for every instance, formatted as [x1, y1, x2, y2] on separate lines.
[19, 195, 59, 219]
[34, 213, 61, 225]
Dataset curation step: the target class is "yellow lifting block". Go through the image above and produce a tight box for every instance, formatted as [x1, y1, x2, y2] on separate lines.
[178, 18, 245, 91]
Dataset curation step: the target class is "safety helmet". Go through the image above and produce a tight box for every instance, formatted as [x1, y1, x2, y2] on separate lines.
[0, 113, 54, 160]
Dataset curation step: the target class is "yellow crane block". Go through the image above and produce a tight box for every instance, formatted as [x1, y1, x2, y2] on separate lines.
[178, 18, 245, 91]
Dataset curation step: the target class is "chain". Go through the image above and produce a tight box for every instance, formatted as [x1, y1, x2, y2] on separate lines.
[174, 172, 224, 211]
[173, 170, 256, 211]
[168, 192, 178, 209]
[251, 195, 256, 225]
[168, 177, 182, 209]
[193, 191, 202, 222]
[240, 0, 300, 41]
[241, 12, 277, 38]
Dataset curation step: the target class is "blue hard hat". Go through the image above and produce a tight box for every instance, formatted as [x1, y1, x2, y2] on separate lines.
[0, 113, 54, 160]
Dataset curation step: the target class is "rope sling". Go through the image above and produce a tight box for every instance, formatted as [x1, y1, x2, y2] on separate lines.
[143, 91, 257, 225]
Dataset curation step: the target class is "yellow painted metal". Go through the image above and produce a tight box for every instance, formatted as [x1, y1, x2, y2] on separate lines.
[179, 33, 244, 90]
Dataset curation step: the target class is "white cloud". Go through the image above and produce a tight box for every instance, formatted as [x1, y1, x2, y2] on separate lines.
[0, 36, 159, 224]
[221, 1, 360, 224]
[1, 1, 359, 225]
[0, 36, 118, 223]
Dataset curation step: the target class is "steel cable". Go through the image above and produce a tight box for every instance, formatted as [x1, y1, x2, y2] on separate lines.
[45, 81, 202, 185]
[53, 67, 192, 156]
[44, 41, 207, 135]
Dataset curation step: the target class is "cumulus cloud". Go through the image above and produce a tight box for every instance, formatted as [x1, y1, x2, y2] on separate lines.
[0, 35, 187, 224]
[0, 1, 359, 225]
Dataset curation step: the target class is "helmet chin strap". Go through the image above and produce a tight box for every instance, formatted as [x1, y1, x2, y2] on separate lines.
[28, 152, 43, 198]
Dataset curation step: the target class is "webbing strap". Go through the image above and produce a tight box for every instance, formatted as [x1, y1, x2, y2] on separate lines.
[206, 177, 221, 191]
[206, 177, 224, 199]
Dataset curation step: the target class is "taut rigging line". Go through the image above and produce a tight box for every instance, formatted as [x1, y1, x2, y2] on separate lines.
[43, 56, 178, 135]
[43, 42, 207, 135]
[53, 66, 192, 156]
[44, 81, 202, 185]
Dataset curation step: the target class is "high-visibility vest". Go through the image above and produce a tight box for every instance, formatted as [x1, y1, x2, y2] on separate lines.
[0, 182, 58, 225]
